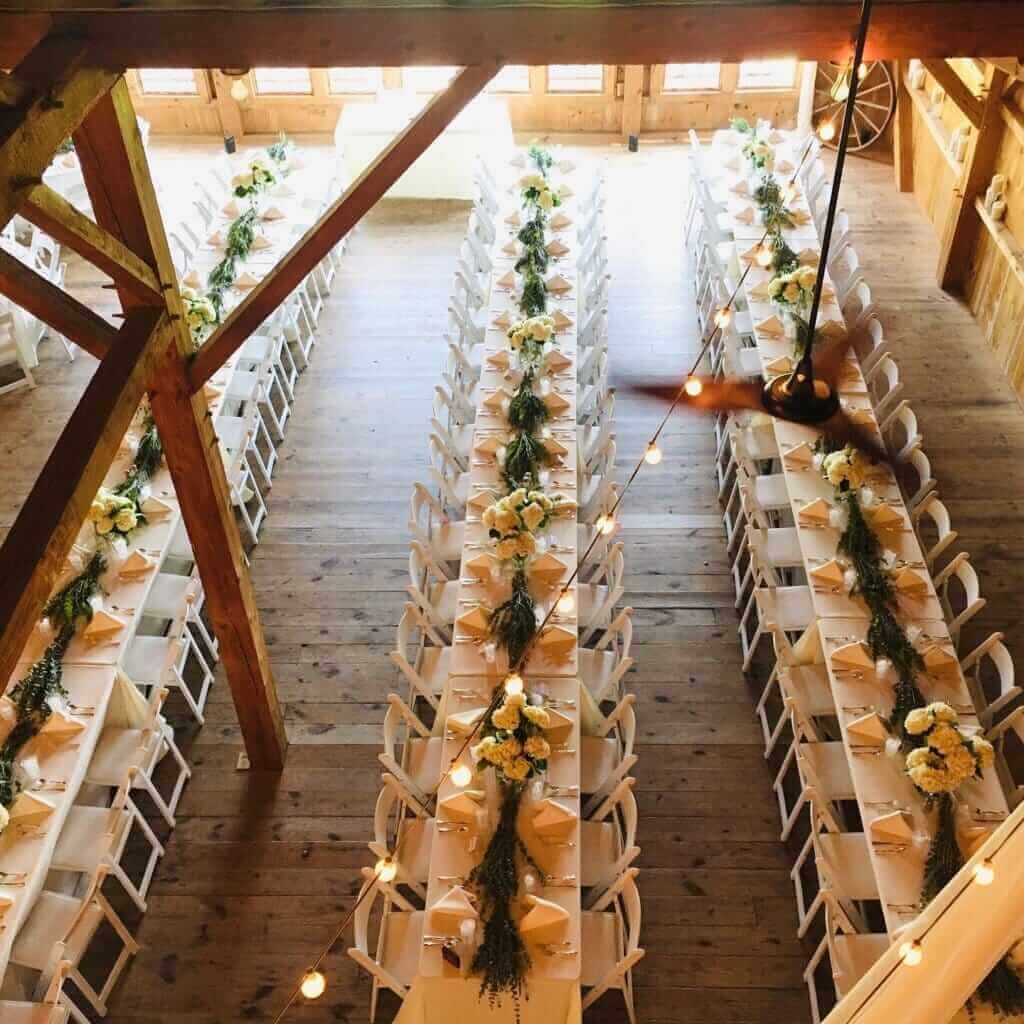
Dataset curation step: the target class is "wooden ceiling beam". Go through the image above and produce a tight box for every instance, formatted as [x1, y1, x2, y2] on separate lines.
[0, 35, 120, 233]
[76, 81, 287, 769]
[2, 3, 1024, 68]
[0, 246, 117, 359]
[921, 58, 985, 129]
[17, 184, 165, 306]
[0, 308, 169, 691]
[188, 60, 498, 391]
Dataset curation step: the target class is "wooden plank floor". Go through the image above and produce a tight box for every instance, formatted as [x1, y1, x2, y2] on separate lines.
[2, 135, 1023, 1023]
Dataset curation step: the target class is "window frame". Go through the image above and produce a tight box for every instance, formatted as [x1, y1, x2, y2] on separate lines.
[486, 65, 532, 95]
[327, 67, 383, 95]
[135, 68, 203, 97]
[736, 59, 799, 91]
[251, 67, 315, 97]
[545, 65, 606, 95]
[661, 62, 723, 93]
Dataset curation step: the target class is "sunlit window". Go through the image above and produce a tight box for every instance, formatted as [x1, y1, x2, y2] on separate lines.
[138, 69, 199, 95]
[738, 59, 798, 90]
[404, 66, 459, 92]
[547, 65, 604, 93]
[253, 68, 313, 95]
[663, 63, 721, 92]
[487, 66, 531, 93]
[328, 68, 382, 94]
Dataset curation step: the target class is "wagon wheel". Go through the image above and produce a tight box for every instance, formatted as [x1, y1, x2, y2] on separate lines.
[813, 60, 895, 152]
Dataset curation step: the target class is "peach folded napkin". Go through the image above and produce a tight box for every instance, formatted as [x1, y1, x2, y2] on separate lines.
[439, 790, 485, 823]
[550, 212, 572, 230]
[871, 810, 913, 843]
[831, 641, 875, 670]
[798, 498, 832, 525]
[543, 392, 571, 416]
[261, 205, 286, 222]
[456, 607, 490, 638]
[847, 712, 889, 745]
[118, 550, 155, 580]
[519, 894, 570, 941]
[140, 495, 173, 521]
[546, 274, 572, 295]
[82, 609, 125, 646]
[552, 310, 573, 330]
[757, 315, 786, 339]
[429, 887, 479, 932]
[532, 798, 577, 838]
[545, 350, 572, 374]
[810, 559, 846, 587]
[530, 552, 567, 583]
[546, 239, 570, 257]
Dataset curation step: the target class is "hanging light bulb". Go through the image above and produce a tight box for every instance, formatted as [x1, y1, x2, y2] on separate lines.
[818, 119, 837, 142]
[782, 183, 798, 204]
[899, 941, 923, 967]
[229, 77, 249, 103]
[503, 672, 524, 696]
[972, 860, 996, 886]
[450, 762, 473, 787]
[556, 590, 575, 614]
[858, 62, 869, 80]
[375, 857, 398, 883]
[756, 246, 774, 268]
[713, 307, 732, 329]
[684, 376, 703, 397]
[596, 513, 616, 535]
[300, 969, 326, 1000]
[830, 62, 852, 102]
[644, 442, 663, 465]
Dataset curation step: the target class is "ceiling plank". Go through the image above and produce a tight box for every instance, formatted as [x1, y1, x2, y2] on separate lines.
[0, 308, 168, 691]
[188, 61, 498, 391]
[19, 184, 165, 306]
[1001, 88, 1024, 149]
[921, 58, 985, 129]
[2, 3, 1024, 67]
[0, 246, 117, 359]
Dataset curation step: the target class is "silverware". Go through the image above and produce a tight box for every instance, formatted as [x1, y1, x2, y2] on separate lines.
[436, 821, 469, 833]
[545, 785, 579, 797]
[543, 874, 578, 887]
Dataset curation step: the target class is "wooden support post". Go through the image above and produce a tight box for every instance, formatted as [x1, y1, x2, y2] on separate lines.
[210, 70, 245, 143]
[937, 64, 1010, 291]
[0, 36, 120, 231]
[621, 65, 644, 142]
[894, 60, 915, 193]
[75, 80, 287, 769]
[18, 183, 164, 305]
[188, 61, 499, 390]
[0, 246, 118, 358]
[921, 58, 984, 129]
[0, 309, 168, 688]
[1001, 85, 1024, 149]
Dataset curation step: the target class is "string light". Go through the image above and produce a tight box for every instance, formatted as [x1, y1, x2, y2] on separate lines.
[782, 183, 798, 204]
[899, 940, 923, 967]
[972, 860, 996, 886]
[229, 77, 249, 103]
[556, 590, 575, 614]
[756, 246, 774, 267]
[684, 376, 703, 397]
[503, 672, 524, 696]
[830, 61, 852, 102]
[596, 513, 617, 535]
[713, 307, 732, 329]
[449, 762, 473, 787]
[300, 970, 326, 1000]
[644, 442, 663, 465]
[818, 120, 837, 142]
[858, 61, 869, 80]
[374, 857, 398, 883]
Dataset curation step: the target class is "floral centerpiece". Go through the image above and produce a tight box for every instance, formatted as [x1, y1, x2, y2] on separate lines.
[471, 691, 551, 784]
[507, 314, 555, 367]
[181, 286, 218, 346]
[519, 172, 560, 213]
[527, 142, 554, 178]
[88, 487, 141, 539]
[266, 132, 293, 169]
[743, 134, 775, 174]
[820, 444, 873, 492]
[768, 264, 817, 314]
[232, 156, 276, 199]
[483, 488, 558, 562]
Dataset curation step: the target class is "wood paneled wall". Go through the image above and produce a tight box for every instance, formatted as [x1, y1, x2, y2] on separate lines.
[127, 64, 806, 140]
[901, 60, 1024, 401]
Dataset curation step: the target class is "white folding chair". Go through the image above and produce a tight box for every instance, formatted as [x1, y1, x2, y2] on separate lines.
[0, 310, 35, 395]
[408, 483, 463, 578]
[379, 693, 443, 805]
[774, 741, 854, 843]
[579, 541, 625, 645]
[389, 603, 449, 709]
[865, 354, 903, 422]
[406, 540, 459, 637]
[855, 314, 889, 374]
[579, 606, 634, 705]
[934, 551, 986, 648]
[911, 492, 958, 570]
[881, 400, 923, 461]
[370, 772, 434, 900]
[961, 632, 1019, 728]
[580, 867, 644, 1024]
[581, 694, 638, 816]
[581, 777, 641, 905]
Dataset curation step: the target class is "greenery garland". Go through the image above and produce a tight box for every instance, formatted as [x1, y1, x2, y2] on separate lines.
[528, 143, 553, 178]
[468, 784, 534, 1008]
[267, 131, 292, 166]
[44, 552, 106, 633]
[506, 374, 550, 436]
[207, 203, 262, 316]
[488, 569, 538, 668]
[517, 269, 547, 319]
[502, 432, 551, 492]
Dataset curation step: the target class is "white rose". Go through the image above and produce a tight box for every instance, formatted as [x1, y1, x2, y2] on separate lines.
[521, 502, 545, 531]
[0, 804, 8, 834]
[114, 508, 138, 533]
[515, 532, 537, 558]
[782, 282, 801, 303]
[538, 189, 555, 211]
[798, 267, 817, 290]
[482, 507, 497, 529]
[904, 707, 935, 735]
[495, 538, 519, 560]
[96, 516, 114, 535]
[768, 278, 784, 297]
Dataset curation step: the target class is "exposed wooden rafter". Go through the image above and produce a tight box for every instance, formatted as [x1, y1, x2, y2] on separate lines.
[921, 58, 984, 129]
[3, 3, 1024, 68]
[937, 63, 1010, 290]
[188, 61, 499, 391]
[1001, 85, 1024, 148]
[893, 60, 914, 193]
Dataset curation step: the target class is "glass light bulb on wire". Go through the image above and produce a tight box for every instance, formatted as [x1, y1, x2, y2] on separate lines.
[972, 859, 995, 886]
[830, 62, 852, 102]
[229, 77, 249, 102]
[375, 857, 398, 883]
[684, 376, 703, 398]
[596, 513, 616, 536]
[450, 762, 473, 787]
[713, 307, 732, 329]
[503, 672, 524, 696]
[556, 590, 575, 614]
[858, 61, 869, 80]
[782, 183, 798, 204]
[899, 941, 923, 967]
[300, 969, 326, 1000]
[818, 119, 837, 142]
[644, 441, 663, 465]
[756, 246, 774, 268]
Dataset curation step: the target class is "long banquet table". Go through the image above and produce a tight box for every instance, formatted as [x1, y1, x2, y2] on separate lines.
[395, 155, 589, 1024]
[708, 127, 1010, 939]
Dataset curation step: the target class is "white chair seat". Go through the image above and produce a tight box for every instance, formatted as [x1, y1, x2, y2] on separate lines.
[580, 736, 618, 795]
[142, 574, 194, 620]
[802, 742, 855, 796]
[786, 664, 836, 718]
[736, 347, 763, 376]
[424, 580, 460, 626]
[87, 725, 164, 786]
[13, 892, 103, 969]
[768, 586, 815, 631]
[395, 819, 435, 883]
[816, 833, 878, 899]
[52, 806, 130, 872]
[832, 933, 890, 998]
[578, 584, 610, 630]
[406, 737, 444, 793]
[753, 473, 790, 509]
[122, 636, 175, 684]
[579, 819, 617, 888]
[579, 649, 617, 700]
[430, 521, 465, 564]
[761, 527, 803, 567]
[580, 907, 623, 988]
[0, 1003, 68, 1024]
[418, 647, 451, 695]
[380, 910, 425, 986]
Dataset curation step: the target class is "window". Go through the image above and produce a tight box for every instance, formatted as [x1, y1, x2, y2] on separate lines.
[547, 65, 604, 93]
[404, 66, 459, 93]
[737, 59, 798, 90]
[252, 68, 313, 95]
[663, 63, 721, 92]
[487, 66, 531, 93]
[328, 67, 382, 94]
[137, 69, 198, 95]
